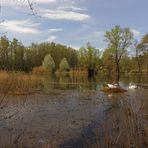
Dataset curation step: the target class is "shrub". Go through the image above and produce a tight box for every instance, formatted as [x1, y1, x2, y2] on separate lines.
[42, 54, 55, 72]
[59, 58, 70, 72]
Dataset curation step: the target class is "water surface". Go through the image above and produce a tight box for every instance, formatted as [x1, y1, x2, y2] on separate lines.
[0, 74, 148, 147]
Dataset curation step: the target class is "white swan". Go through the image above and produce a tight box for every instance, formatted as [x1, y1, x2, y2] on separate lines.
[107, 83, 118, 89]
[129, 83, 137, 89]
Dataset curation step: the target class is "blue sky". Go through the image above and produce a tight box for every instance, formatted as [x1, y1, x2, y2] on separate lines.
[0, 0, 147, 50]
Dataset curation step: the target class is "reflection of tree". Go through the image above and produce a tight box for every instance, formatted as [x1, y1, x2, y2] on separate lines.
[40, 76, 53, 92]
[59, 76, 70, 89]
[88, 76, 97, 90]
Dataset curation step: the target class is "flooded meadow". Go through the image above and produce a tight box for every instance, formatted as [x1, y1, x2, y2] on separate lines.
[0, 72, 148, 148]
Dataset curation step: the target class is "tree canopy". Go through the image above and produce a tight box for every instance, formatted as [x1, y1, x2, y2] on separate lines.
[42, 54, 55, 72]
[59, 58, 70, 72]
[104, 25, 134, 81]
[79, 43, 100, 77]
[0, 30, 147, 76]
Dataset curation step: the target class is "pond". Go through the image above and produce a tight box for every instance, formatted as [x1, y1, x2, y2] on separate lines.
[0, 74, 148, 148]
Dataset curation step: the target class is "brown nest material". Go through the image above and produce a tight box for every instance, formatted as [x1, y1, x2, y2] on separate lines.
[101, 86, 127, 93]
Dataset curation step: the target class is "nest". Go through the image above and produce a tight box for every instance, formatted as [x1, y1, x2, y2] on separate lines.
[102, 86, 127, 93]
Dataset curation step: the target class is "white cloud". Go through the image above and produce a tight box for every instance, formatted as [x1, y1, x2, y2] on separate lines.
[57, 5, 85, 11]
[48, 28, 63, 33]
[39, 0, 90, 22]
[43, 36, 57, 42]
[2, 0, 57, 6]
[71, 45, 80, 50]
[1, 0, 18, 6]
[40, 9, 90, 21]
[131, 29, 141, 37]
[56, 0, 85, 12]
[2, 0, 90, 22]
[34, 0, 57, 3]
[0, 20, 41, 34]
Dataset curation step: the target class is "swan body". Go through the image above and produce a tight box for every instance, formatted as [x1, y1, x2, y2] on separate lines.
[107, 84, 118, 89]
[129, 84, 137, 89]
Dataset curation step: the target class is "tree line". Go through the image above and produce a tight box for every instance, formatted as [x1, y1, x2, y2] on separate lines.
[0, 26, 147, 77]
[0, 37, 78, 72]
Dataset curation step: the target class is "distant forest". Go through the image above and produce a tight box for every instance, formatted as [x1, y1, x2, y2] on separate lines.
[0, 26, 147, 76]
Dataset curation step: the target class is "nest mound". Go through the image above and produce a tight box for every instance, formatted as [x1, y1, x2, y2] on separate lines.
[102, 86, 127, 93]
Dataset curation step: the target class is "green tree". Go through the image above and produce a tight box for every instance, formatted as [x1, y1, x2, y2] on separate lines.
[102, 48, 116, 76]
[59, 58, 70, 72]
[29, 42, 78, 70]
[9, 38, 25, 70]
[137, 34, 148, 72]
[120, 57, 132, 74]
[42, 54, 55, 72]
[104, 25, 134, 82]
[0, 35, 9, 70]
[79, 43, 100, 77]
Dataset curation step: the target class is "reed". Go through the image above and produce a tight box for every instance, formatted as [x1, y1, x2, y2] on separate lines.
[0, 71, 43, 95]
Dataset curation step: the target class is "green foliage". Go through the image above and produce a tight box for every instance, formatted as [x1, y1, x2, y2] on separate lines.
[0, 35, 9, 69]
[0, 36, 78, 72]
[42, 54, 55, 72]
[104, 25, 134, 61]
[137, 34, 148, 52]
[137, 34, 148, 72]
[102, 48, 116, 75]
[10, 38, 25, 70]
[0, 31, 147, 74]
[104, 25, 134, 78]
[79, 43, 100, 70]
[59, 58, 70, 71]
[0, 36, 25, 71]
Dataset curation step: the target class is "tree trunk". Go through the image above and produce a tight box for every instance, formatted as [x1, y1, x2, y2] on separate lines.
[88, 67, 95, 78]
[138, 60, 141, 74]
[116, 62, 120, 85]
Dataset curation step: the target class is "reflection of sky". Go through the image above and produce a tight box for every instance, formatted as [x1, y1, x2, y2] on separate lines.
[0, 0, 147, 50]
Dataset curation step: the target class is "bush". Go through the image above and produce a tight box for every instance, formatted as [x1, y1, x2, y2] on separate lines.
[42, 54, 55, 72]
[59, 58, 70, 72]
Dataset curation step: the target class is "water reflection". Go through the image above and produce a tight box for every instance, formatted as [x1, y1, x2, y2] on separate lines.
[0, 74, 148, 147]
[40, 74, 148, 91]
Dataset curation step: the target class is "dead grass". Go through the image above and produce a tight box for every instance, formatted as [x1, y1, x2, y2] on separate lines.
[93, 93, 148, 147]
[69, 69, 87, 76]
[32, 66, 50, 75]
[0, 71, 43, 95]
